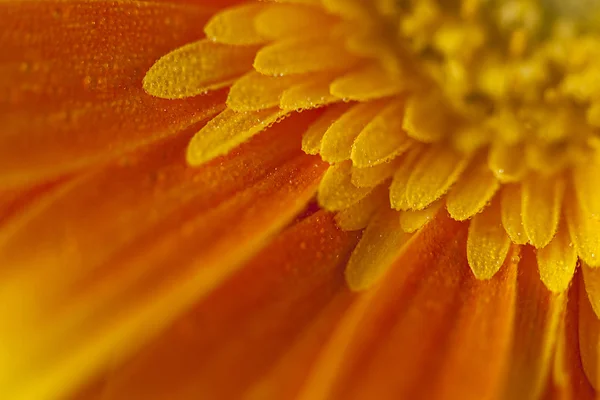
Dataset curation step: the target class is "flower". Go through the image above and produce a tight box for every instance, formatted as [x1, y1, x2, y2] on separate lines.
[1, 0, 599, 399]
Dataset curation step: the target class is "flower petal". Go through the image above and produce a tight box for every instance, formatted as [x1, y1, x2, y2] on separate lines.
[522, 174, 564, 248]
[144, 40, 258, 99]
[467, 199, 511, 280]
[1, 89, 225, 189]
[502, 247, 567, 400]
[93, 211, 359, 400]
[344, 209, 411, 291]
[0, 124, 326, 400]
[545, 274, 595, 399]
[186, 107, 292, 166]
[300, 213, 518, 400]
[578, 271, 600, 392]
[0, 0, 214, 110]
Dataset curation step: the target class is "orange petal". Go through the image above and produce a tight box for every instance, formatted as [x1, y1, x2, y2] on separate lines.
[96, 211, 359, 400]
[301, 213, 518, 400]
[545, 274, 595, 399]
[579, 266, 600, 390]
[1, 89, 226, 189]
[0, 123, 326, 400]
[502, 247, 567, 400]
[0, 0, 215, 111]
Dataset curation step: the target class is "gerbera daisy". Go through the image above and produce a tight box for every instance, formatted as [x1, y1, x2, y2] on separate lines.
[1, 0, 599, 399]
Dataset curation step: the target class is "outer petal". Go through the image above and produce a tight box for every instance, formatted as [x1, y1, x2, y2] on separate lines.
[299, 213, 517, 400]
[0, 0, 225, 188]
[502, 247, 566, 400]
[0, 119, 326, 400]
[92, 211, 359, 400]
[543, 272, 595, 400]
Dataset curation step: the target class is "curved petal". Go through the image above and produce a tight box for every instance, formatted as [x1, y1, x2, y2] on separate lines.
[502, 246, 567, 400]
[544, 273, 595, 399]
[0, 0, 227, 188]
[88, 212, 360, 400]
[299, 213, 518, 400]
[0, 120, 326, 400]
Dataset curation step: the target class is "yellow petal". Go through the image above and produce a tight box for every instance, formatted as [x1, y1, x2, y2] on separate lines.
[330, 64, 405, 101]
[522, 175, 564, 248]
[143, 40, 256, 99]
[322, 0, 371, 19]
[566, 192, 600, 268]
[537, 221, 577, 293]
[320, 101, 386, 163]
[403, 93, 451, 143]
[446, 156, 500, 221]
[351, 98, 412, 168]
[317, 162, 372, 211]
[280, 74, 339, 111]
[351, 161, 397, 188]
[488, 142, 527, 183]
[399, 200, 443, 233]
[255, 3, 336, 40]
[187, 108, 289, 166]
[227, 71, 301, 112]
[467, 200, 511, 280]
[388, 147, 423, 211]
[344, 209, 410, 291]
[335, 186, 388, 231]
[301, 104, 351, 155]
[573, 160, 600, 220]
[254, 36, 358, 76]
[204, 3, 268, 45]
[500, 184, 528, 245]
[405, 146, 470, 210]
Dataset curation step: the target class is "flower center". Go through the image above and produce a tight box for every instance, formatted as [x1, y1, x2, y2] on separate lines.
[363, 0, 600, 176]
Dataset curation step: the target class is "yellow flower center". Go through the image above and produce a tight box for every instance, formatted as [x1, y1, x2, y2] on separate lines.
[143, 0, 600, 293]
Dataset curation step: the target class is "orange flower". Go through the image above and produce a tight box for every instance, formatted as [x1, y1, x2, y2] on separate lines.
[1, 0, 600, 399]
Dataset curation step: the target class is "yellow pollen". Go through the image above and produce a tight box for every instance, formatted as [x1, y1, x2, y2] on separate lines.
[143, 0, 600, 294]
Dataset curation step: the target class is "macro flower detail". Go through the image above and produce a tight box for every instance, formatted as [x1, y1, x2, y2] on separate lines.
[146, 0, 600, 292]
[2, 0, 600, 399]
